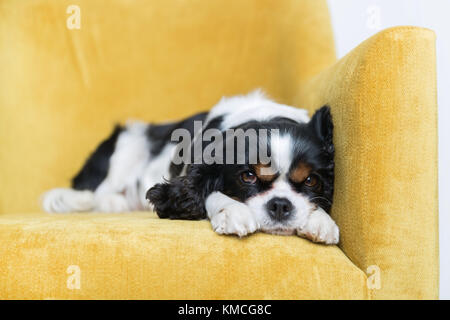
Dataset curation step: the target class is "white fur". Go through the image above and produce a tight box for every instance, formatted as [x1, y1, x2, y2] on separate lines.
[205, 186, 338, 244]
[206, 191, 259, 237]
[206, 90, 310, 130]
[95, 193, 130, 213]
[245, 178, 339, 243]
[93, 121, 150, 212]
[297, 207, 339, 244]
[138, 144, 175, 209]
[245, 179, 312, 235]
[42, 188, 95, 213]
[269, 133, 293, 175]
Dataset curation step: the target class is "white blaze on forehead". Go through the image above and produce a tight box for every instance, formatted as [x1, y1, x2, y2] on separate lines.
[270, 179, 292, 193]
[270, 133, 293, 175]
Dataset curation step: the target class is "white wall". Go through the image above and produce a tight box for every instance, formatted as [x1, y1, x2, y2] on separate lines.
[327, 0, 450, 299]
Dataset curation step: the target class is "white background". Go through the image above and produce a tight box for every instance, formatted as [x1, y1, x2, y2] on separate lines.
[327, 0, 449, 299]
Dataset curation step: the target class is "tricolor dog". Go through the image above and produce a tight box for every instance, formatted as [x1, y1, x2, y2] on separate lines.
[43, 91, 339, 244]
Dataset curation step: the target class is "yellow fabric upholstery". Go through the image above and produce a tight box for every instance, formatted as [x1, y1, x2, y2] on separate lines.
[0, 212, 369, 300]
[296, 27, 439, 299]
[0, 0, 335, 214]
[0, 0, 438, 299]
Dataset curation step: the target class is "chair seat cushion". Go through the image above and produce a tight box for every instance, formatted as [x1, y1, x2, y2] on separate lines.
[0, 212, 369, 299]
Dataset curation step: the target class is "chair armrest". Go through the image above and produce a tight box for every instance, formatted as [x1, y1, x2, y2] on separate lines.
[296, 27, 439, 299]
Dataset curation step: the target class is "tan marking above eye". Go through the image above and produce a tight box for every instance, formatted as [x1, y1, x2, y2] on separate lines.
[289, 163, 312, 183]
[253, 163, 277, 182]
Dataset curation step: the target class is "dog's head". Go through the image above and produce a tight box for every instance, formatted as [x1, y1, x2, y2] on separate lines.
[146, 106, 334, 234]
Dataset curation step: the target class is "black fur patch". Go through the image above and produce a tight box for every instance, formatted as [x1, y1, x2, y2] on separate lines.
[146, 164, 222, 220]
[72, 125, 123, 191]
[167, 115, 223, 178]
[147, 112, 208, 157]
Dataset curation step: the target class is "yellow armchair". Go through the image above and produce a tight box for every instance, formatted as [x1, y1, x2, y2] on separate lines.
[0, 0, 438, 299]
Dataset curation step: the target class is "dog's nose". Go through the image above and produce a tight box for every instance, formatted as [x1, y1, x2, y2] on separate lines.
[266, 197, 293, 221]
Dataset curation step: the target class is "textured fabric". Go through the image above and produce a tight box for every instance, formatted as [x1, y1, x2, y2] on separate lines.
[0, 212, 369, 300]
[0, 0, 335, 214]
[0, 0, 438, 300]
[296, 27, 439, 299]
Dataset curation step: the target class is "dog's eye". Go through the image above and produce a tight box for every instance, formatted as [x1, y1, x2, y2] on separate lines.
[304, 174, 318, 187]
[240, 171, 257, 184]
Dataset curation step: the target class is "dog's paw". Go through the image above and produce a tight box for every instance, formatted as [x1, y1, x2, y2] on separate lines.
[95, 194, 130, 213]
[297, 208, 339, 245]
[210, 203, 259, 237]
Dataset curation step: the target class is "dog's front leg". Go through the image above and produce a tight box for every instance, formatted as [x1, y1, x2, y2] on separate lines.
[205, 191, 259, 237]
[296, 207, 339, 245]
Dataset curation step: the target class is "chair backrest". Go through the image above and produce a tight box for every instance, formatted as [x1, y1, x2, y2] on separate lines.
[0, 0, 335, 213]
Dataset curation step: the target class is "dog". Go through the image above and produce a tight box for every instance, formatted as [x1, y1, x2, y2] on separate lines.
[43, 91, 339, 244]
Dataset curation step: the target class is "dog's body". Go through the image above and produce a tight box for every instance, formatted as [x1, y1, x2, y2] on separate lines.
[43, 91, 339, 244]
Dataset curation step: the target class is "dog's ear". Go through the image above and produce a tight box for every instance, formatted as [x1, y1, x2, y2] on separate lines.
[309, 106, 334, 156]
[146, 164, 222, 220]
[146, 176, 206, 219]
